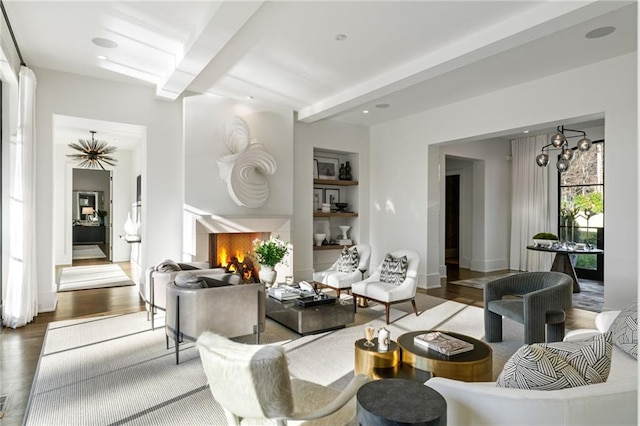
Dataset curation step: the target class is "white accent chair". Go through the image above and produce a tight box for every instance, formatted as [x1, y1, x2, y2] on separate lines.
[351, 249, 420, 324]
[197, 332, 369, 425]
[312, 244, 371, 298]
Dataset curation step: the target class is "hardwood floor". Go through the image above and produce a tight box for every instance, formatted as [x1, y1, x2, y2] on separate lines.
[0, 261, 597, 425]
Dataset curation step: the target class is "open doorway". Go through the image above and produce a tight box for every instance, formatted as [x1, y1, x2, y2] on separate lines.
[445, 174, 460, 268]
[72, 169, 112, 263]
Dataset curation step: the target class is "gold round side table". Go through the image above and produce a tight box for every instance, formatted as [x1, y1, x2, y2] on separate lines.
[354, 338, 400, 379]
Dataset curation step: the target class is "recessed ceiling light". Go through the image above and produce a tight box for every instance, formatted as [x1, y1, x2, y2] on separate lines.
[375, 103, 390, 109]
[246, 96, 254, 100]
[92, 37, 118, 48]
[523, 130, 529, 134]
[97, 55, 108, 61]
[362, 110, 369, 114]
[335, 34, 347, 41]
[585, 26, 615, 39]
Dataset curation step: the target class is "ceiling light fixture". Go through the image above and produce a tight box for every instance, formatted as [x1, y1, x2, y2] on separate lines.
[246, 95, 254, 100]
[362, 110, 369, 114]
[97, 55, 108, 61]
[67, 131, 118, 170]
[535, 126, 591, 173]
[585, 26, 615, 39]
[523, 130, 529, 134]
[92, 37, 118, 48]
[335, 34, 347, 41]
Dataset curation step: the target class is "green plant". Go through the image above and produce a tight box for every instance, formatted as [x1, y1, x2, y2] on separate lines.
[532, 232, 558, 240]
[252, 237, 289, 267]
[96, 210, 108, 218]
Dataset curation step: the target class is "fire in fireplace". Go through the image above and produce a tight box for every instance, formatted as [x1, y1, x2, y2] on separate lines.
[209, 232, 268, 283]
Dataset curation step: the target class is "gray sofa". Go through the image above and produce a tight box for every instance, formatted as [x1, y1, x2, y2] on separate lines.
[165, 276, 266, 364]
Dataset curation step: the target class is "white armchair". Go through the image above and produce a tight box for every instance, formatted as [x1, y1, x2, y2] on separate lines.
[312, 244, 371, 298]
[197, 332, 369, 425]
[351, 249, 420, 324]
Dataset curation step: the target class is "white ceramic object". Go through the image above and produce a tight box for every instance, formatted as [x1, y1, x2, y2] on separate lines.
[339, 225, 351, 240]
[259, 264, 277, 286]
[314, 233, 326, 247]
[533, 239, 556, 247]
[217, 116, 277, 208]
[124, 213, 139, 236]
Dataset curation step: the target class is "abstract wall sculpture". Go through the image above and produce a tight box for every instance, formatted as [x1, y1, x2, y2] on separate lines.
[217, 116, 277, 208]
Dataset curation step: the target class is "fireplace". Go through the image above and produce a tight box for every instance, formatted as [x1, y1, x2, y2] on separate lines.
[209, 232, 268, 283]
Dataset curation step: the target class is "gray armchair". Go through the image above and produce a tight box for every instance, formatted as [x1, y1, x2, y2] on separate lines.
[484, 271, 573, 344]
[166, 276, 266, 364]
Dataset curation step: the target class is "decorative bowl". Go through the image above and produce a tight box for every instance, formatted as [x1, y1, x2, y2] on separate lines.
[533, 239, 556, 248]
[335, 202, 349, 212]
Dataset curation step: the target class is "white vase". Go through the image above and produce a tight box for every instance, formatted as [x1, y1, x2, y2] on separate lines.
[259, 264, 277, 287]
[124, 213, 139, 236]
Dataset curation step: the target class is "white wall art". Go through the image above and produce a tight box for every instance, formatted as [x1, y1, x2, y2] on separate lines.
[217, 116, 277, 208]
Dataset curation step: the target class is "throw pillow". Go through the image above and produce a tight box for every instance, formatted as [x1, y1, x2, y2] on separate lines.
[496, 344, 589, 390]
[174, 271, 206, 288]
[496, 332, 613, 390]
[537, 332, 612, 384]
[337, 247, 359, 273]
[155, 259, 181, 272]
[379, 253, 408, 285]
[609, 302, 638, 359]
[177, 263, 201, 271]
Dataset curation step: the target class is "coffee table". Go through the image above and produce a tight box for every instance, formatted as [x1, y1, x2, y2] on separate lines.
[354, 337, 400, 379]
[398, 330, 492, 382]
[265, 295, 354, 335]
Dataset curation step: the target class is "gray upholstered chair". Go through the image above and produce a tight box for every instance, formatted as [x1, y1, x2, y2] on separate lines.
[197, 332, 369, 425]
[312, 244, 371, 298]
[166, 275, 265, 364]
[351, 249, 420, 324]
[484, 271, 573, 344]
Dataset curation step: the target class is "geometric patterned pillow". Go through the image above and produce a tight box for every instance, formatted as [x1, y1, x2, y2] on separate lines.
[337, 247, 359, 273]
[609, 302, 638, 359]
[496, 332, 613, 390]
[537, 332, 612, 384]
[496, 344, 589, 390]
[379, 253, 408, 285]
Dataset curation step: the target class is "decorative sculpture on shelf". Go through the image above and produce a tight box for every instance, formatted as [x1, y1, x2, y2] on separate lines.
[217, 116, 277, 208]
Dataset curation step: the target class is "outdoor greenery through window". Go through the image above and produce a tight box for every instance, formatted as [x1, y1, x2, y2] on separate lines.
[558, 140, 604, 277]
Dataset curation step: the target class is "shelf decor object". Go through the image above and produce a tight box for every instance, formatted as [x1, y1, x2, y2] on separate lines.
[535, 126, 592, 173]
[217, 116, 277, 208]
[67, 131, 118, 170]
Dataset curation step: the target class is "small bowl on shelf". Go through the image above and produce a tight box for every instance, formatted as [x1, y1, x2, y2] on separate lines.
[335, 202, 349, 212]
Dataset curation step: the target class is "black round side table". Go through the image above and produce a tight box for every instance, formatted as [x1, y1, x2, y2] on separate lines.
[357, 378, 446, 425]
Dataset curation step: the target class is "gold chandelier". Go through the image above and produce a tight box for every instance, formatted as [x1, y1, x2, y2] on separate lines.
[67, 131, 118, 170]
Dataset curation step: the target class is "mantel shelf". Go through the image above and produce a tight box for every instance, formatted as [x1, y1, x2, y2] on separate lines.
[313, 179, 358, 186]
[313, 212, 358, 218]
[313, 244, 354, 251]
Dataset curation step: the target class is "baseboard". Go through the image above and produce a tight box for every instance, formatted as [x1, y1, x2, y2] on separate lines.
[38, 291, 58, 313]
[470, 258, 509, 273]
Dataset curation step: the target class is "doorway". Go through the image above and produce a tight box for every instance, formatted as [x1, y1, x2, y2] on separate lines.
[72, 169, 112, 263]
[445, 174, 460, 267]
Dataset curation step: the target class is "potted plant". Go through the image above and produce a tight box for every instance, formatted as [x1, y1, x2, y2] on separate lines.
[96, 210, 108, 226]
[252, 236, 290, 286]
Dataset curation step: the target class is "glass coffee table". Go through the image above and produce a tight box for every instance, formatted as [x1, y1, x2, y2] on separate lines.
[398, 330, 492, 382]
[265, 294, 355, 335]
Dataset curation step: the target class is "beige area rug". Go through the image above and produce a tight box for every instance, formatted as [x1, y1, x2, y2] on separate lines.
[72, 244, 106, 260]
[58, 264, 134, 292]
[25, 292, 528, 425]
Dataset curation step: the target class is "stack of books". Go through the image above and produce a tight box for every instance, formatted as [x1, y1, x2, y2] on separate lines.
[413, 331, 474, 356]
[267, 285, 315, 301]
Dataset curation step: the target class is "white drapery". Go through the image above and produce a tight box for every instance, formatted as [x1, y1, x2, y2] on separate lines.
[3, 66, 38, 328]
[509, 135, 553, 272]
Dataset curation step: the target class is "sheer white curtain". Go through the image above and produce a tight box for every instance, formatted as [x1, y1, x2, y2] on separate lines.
[509, 135, 553, 272]
[3, 66, 38, 328]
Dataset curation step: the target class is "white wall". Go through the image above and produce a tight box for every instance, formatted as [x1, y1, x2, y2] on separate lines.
[371, 53, 637, 310]
[440, 138, 512, 275]
[293, 120, 370, 280]
[35, 67, 183, 312]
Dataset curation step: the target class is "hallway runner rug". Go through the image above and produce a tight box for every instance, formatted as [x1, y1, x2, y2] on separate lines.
[58, 264, 134, 292]
[72, 244, 106, 260]
[24, 294, 527, 425]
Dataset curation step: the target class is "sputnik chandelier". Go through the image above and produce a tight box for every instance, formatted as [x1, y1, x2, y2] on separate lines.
[67, 131, 118, 170]
[535, 126, 592, 173]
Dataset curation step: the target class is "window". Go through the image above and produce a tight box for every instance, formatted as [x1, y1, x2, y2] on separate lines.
[558, 140, 604, 280]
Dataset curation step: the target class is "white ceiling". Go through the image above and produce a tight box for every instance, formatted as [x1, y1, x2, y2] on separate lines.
[3, 0, 637, 143]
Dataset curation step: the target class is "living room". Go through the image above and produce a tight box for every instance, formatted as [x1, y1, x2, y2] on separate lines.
[0, 1, 637, 425]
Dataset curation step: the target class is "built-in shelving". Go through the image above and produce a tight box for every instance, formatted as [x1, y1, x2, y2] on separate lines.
[313, 179, 358, 186]
[313, 244, 354, 251]
[313, 212, 358, 218]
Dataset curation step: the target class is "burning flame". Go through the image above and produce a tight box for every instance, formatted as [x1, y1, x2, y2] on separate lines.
[219, 248, 245, 270]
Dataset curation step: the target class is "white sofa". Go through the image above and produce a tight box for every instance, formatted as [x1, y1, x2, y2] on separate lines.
[427, 310, 637, 426]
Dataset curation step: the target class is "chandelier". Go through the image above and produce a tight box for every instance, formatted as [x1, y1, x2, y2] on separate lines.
[535, 126, 592, 173]
[67, 131, 118, 170]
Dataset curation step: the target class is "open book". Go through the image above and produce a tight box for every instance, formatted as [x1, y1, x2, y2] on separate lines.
[414, 331, 474, 356]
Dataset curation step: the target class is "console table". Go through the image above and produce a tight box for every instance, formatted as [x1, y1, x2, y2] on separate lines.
[73, 225, 105, 244]
[526, 245, 604, 293]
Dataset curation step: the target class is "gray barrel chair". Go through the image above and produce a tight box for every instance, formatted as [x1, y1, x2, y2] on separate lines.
[484, 271, 573, 344]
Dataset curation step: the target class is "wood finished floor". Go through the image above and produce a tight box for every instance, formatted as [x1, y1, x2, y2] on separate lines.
[0, 260, 597, 425]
